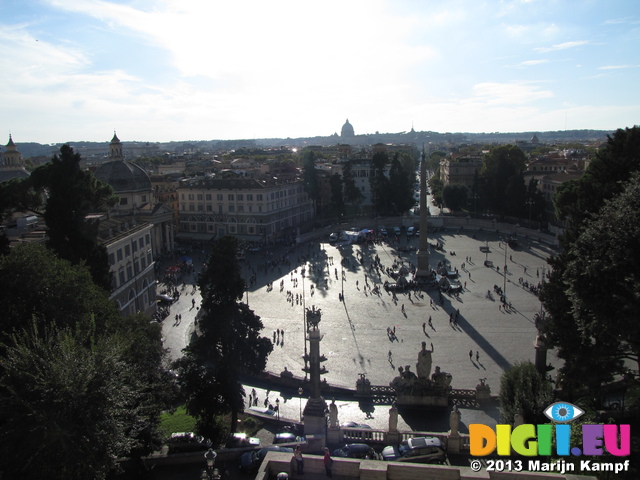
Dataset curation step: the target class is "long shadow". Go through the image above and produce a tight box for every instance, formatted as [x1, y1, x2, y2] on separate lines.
[454, 314, 512, 371]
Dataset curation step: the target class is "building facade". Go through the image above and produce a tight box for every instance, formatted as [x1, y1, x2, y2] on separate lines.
[96, 215, 157, 317]
[176, 176, 313, 244]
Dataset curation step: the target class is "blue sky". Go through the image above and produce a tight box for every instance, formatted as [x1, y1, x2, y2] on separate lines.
[1, 0, 639, 143]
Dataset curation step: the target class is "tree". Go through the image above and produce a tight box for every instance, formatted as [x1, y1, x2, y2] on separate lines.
[442, 184, 469, 211]
[369, 151, 391, 215]
[0, 144, 117, 290]
[329, 173, 345, 217]
[0, 243, 120, 340]
[480, 145, 527, 215]
[0, 243, 173, 477]
[499, 361, 553, 424]
[174, 236, 273, 442]
[554, 126, 640, 243]
[540, 126, 640, 394]
[545, 172, 640, 391]
[0, 326, 143, 480]
[342, 160, 364, 214]
[388, 154, 415, 214]
[302, 150, 319, 209]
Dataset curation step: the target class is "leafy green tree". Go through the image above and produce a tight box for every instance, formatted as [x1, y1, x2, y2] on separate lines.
[480, 145, 527, 215]
[442, 183, 469, 211]
[174, 236, 273, 442]
[0, 243, 173, 475]
[342, 160, 364, 213]
[428, 176, 444, 207]
[369, 151, 391, 215]
[546, 172, 640, 391]
[388, 154, 415, 214]
[541, 127, 640, 395]
[302, 150, 319, 209]
[554, 126, 640, 242]
[0, 325, 143, 480]
[329, 173, 345, 217]
[499, 361, 553, 424]
[0, 243, 120, 339]
[1, 145, 117, 290]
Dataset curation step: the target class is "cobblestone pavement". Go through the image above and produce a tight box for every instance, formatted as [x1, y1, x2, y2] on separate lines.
[161, 228, 559, 434]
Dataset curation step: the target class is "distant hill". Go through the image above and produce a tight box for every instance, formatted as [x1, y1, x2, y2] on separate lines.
[3, 129, 615, 158]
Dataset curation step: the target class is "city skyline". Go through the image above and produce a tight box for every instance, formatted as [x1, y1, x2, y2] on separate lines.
[1, 0, 639, 144]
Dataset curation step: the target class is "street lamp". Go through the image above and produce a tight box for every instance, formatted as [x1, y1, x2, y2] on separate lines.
[298, 387, 303, 422]
[276, 398, 280, 422]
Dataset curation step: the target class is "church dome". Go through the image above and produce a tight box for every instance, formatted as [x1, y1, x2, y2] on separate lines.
[95, 159, 151, 193]
[341, 118, 355, 138]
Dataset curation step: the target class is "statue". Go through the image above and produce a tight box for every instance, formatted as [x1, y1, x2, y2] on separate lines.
[416, 341, 434, 379]
[329, 399, 338, 428]
[450, 405, 461, 436]
[514, 412, 524, 428]
[389, 403, 398, 432]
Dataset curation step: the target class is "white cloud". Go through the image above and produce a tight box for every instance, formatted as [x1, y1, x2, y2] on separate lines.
[535, 40, 588, 53]
[470, 82, 553, 105]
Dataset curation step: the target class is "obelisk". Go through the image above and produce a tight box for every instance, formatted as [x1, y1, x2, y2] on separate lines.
[415, 146, 431, 278]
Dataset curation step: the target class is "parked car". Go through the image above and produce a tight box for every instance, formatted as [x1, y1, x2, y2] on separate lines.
[240, 446, 294, 471]
[273, 432, 305, 444]
[340, 421, 372, 429]
[407, 226, 415, 236]
[248, 406, 276, 416]
[225, 432, 261, 448]
[393, 226, 402, 236]
[333, 443, 377, 459]
[381, 436, 447, 464]
[329, 232, 338, 242]
[156, 293, 174, 303]
[167, 432, 211, 454]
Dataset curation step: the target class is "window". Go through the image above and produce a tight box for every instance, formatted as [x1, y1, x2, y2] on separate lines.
[117, 248, 123, 262]
[228, 194, 234, 201]
[145, 234, 150, 245]
[257, 194, 263, 201]
[229, 205, 235, 212]
[238, 205, 244, 213]
[189, 204, 195, 211]
[134, 258, 140, 274]
[141, 255, 146, 270]
[132, 241, 137, 253]
[217, 194, 223, 200]
[206, 194, 212, 200]
[237, 194, 244, 201]
[139, 238, 144, 249]
[188, 193, 194, 200]
[247, 194, 253, 201]
[124, 245, 131, 257]
[119, 197, 128, 205]
[119, 268, 125, 285]
[126, 263, 133, 279]
[197, 194, 203, 200]
[206, 204, 212, 211]
[142, 195, 147, 203]
[109, 252, 115, 265]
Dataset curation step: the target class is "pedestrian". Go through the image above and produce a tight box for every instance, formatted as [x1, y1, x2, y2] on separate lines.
[468, 271, 471, 279]
[401, 304, 405, 313]
[469, 349, 473, 361]
[294, 445, 304, 474]
[428, 316, 432, 328]
[422, 322, 426, 332]
[476, 351, 480, 362]
[324, 447, 333, 477]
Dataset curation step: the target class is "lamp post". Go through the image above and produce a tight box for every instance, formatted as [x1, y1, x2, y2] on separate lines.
[276, 398, 280, 422]
[298, 387, 303, 422]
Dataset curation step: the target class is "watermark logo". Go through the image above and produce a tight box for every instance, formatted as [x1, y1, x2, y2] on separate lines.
[469, 402, 630, 457]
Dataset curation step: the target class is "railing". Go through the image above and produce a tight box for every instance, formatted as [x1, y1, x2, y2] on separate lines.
[340, 427, 386, 443]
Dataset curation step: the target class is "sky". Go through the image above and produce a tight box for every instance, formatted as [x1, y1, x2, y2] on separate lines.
[1, 0, 639, 144]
